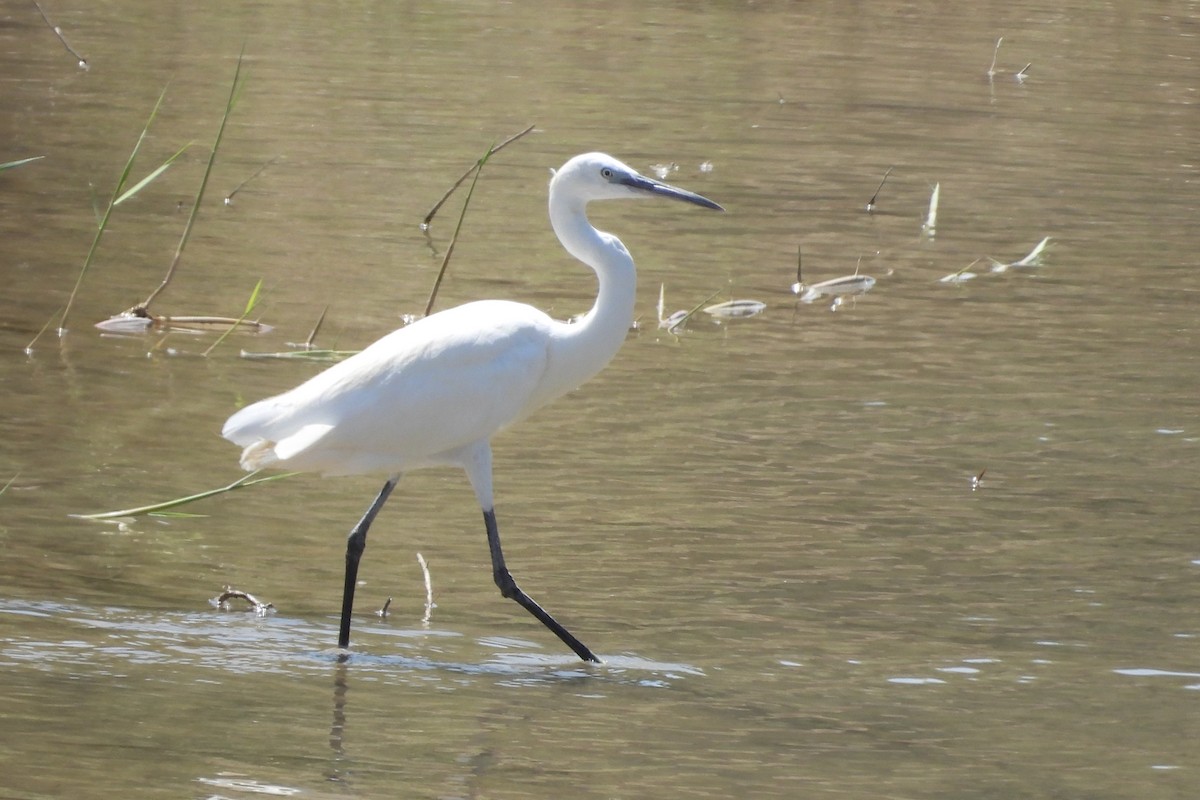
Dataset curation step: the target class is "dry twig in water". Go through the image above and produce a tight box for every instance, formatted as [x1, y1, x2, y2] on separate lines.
[211, 586, 275, 615]
[866, 166, 893, 213]
[421, 124, 535, 230]
[134, 49, 247, 317]
[34, 1, 87, 69]
[225, 155, 280, 206]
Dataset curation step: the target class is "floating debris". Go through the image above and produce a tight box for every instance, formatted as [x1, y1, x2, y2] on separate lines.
[940, 258, 984, 285]
[240, 349, 356, 362]
[939, 271, 977, 285]
[922, 182, 940, 236]
[990, 236, 1051, 273]
[417, 552, 435, 626]
[988, 36, 1031, 83]
[657, 283, 686, 332]
[971, 468, 987, 491]
[95, 310, 272, 336]
[210, 586, 275, 616]
[795, 274, 877, 309]
[987, 36, 1004, 78]
[699, 160, 715, 173]
[791, 247, 876, 310]
[650, 162, 678, 179]
[703, 299, 766, 320]
[658, 284, 722, 333]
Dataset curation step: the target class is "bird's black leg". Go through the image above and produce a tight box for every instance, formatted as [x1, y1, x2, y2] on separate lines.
[338, 478, 398, 649]
[482, 508, 600, 663]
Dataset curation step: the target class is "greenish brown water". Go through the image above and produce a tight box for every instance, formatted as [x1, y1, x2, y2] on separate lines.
[2, 2, 1198, 798]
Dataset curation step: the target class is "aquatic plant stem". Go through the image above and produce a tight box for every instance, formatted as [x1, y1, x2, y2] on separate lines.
[45, 84, 171, 343]
[77, 469, 296, 520]
[203, 278, 264, 357]
[421, 124, 535, 229]
[422, 144, 493, 317]
[34, 1, 88, 69]
[137, 48, 247, 314]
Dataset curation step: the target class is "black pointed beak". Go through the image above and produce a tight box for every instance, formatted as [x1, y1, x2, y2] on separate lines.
[621, 173, 724, 211]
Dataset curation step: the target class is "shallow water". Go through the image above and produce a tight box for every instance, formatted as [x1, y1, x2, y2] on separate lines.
[2, 1, 1198, 798]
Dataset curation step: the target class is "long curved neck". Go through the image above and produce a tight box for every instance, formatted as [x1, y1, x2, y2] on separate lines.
[542, 188, 637, 399]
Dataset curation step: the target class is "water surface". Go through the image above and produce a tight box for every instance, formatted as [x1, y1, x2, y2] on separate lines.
[2, 2, 1198, 798]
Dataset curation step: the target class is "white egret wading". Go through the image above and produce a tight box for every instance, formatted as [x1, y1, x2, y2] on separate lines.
[222, 153, 723, 663]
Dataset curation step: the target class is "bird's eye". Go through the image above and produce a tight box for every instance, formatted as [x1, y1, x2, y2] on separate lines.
[600, 167, 614, 179]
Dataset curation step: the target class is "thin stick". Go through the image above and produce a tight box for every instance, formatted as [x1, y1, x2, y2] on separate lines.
[377, 596, 393, 618]
[421, 124, 535, 230]
[225, 155, 280, 205]
[34, 1, 88, 69]
[148, 314, 268, 329]
[138, 48, 248, 314]
[239, 349, 356, 362]
[422, 144, 493, 317]
[988, 36, 1003, 78]
[665, 288, 723, 334]
[76, 469, 296, 520]
[24, 305, 62, 355]
[416, 552, 434, 626]
[304, 305, 328, 349]
[866, 166, 893, 212]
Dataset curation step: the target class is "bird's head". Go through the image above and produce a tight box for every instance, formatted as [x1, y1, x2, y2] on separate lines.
[550, 152, 723, 211]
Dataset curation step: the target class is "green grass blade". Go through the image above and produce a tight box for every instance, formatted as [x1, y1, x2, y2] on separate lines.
[203, 278, 264, 357]
[76, 470, 297, 520]
[113, 142, 192, 206]
[39, 83, 171, 344]
[0, 156, 44, 172]
[139, 48, 248, 313]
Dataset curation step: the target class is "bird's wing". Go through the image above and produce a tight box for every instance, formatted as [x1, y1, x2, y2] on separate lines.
[222, 301, 555, 475]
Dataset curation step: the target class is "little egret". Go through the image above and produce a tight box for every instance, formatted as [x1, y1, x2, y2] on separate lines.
[222, 152, 723, 663]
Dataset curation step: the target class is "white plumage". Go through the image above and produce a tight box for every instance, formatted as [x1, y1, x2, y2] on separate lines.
[222, 152, 722, 662]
